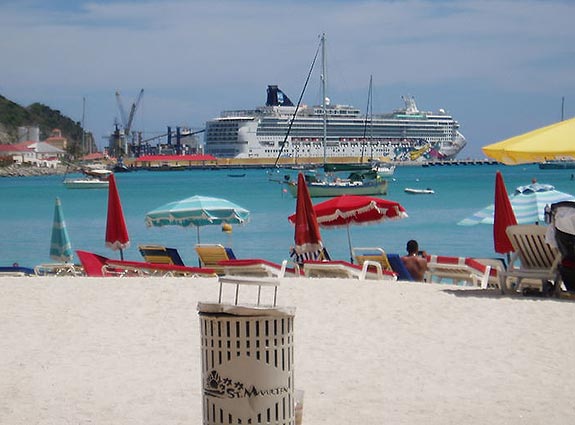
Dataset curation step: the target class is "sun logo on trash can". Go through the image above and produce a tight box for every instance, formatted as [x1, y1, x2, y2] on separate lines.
[205, 370, 225, 397]
[204, 369, 243, 398]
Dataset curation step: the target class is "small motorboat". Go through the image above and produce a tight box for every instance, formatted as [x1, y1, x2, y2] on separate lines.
[63, 167, 112, 189]
[404, 187, 435, 195]
[64, 177, 110, 189]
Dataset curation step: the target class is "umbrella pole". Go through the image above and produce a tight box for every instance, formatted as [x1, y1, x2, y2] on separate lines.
[120, 248, 124, 261]
[197, 226, 201, 267]
[347, 224, 353, 263]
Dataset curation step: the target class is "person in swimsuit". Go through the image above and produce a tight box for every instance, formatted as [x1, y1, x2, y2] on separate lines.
[401, 239, 428, 282]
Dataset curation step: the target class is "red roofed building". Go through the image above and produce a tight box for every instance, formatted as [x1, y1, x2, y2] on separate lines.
[0, 141, 65, 166]
[44, 129, 67, 150]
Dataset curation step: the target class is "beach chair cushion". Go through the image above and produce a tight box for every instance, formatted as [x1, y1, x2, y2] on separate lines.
[0, 266, 36, 276]
[76, 250, 109, 276]
[195, 244, 235, 267]
[77, 250, 217, 277]
[105, 259, 217, 277]
[138, 244, 185, 266]
[387, 254, 414, 281]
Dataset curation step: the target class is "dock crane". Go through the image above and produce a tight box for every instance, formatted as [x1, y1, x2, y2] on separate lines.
[114, 89, 144, 156]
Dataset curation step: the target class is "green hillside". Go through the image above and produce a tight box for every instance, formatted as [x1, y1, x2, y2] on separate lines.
[0, 94, 92, 156]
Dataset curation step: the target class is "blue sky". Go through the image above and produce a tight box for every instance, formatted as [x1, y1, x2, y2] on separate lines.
[1, 0, 574, 158]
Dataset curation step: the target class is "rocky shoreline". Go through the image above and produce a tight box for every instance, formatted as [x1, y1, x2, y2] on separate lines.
[0, 164, 69, 177]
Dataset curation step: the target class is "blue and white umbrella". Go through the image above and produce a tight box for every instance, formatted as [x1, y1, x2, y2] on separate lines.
[458, 183, 575, 225]
[50, 197, 73, 262]
[145, 195, 250, 243]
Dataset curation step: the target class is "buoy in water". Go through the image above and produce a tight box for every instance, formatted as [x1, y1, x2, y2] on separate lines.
[221, 223, 232, 233]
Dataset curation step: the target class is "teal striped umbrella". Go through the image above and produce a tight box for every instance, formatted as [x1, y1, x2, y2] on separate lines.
[459, 183, 575, 225]
[145, 195, 250, 243]
[50, 197, 73, 262]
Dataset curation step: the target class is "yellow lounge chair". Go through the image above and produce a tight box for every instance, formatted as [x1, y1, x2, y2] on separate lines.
[138, 244, 185, 266]
[195, 244, 236, 274]
[352, 247, 393, 272]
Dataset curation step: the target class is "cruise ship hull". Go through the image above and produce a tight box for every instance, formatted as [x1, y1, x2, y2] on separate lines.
[205, 86, 467, 163]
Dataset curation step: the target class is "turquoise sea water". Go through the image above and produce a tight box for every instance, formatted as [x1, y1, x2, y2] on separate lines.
[1, 163, 574, 268]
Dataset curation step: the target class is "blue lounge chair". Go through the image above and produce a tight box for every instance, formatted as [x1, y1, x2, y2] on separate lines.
[0, 266, 36, 276]
[387, 254, 414, 281]
[138, 244, 185, 266]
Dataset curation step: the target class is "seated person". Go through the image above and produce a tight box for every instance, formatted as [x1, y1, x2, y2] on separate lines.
[401, 240, 428, 282]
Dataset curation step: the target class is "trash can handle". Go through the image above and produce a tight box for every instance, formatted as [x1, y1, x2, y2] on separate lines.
[217, 276, 280, 306]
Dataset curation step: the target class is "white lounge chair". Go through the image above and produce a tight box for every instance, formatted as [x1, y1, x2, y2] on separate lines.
[303, 260, 397, 281]
[218, 259, 301, 278]
[502, 224, 561, 293]
[425, 255, 492, 288]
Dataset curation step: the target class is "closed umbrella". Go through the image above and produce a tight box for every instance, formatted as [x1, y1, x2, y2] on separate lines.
[105, 174, 130, 259]
[289, 194, 407, 262]
[291, 173, 324, 262]
[50, 197, 73, 262]
[458, 182, 574, 226]
[482, 116, 575, 165]
[493, 171, 517, 255]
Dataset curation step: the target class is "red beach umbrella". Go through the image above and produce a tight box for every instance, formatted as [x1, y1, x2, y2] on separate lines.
[290, 173, 324, 262]
[105, 174, 130, 259]
[493, 171, 517, 255]
[311, 195, 407, 227]
[289, 194, 407, 262]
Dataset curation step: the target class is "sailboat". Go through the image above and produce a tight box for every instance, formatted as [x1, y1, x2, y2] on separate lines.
[63, 98, 113, 189]
[285, 34, 389, 197]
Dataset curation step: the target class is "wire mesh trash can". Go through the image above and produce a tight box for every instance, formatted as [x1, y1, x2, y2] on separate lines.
[198, 277, 296, 424]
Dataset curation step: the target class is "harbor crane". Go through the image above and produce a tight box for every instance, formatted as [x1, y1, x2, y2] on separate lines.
[115, 89, 144, 139]
[113, 89, 144, 156]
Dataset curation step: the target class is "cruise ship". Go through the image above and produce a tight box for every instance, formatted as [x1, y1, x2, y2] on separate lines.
[204, 85, 467, 163]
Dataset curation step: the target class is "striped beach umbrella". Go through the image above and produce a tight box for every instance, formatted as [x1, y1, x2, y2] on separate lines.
[145, 195, 250, 244]
[458, 183, 575, 225]
[50, 197, 73, 262]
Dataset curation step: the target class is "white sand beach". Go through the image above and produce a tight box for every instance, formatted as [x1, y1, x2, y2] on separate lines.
[1, 276, 574, 424]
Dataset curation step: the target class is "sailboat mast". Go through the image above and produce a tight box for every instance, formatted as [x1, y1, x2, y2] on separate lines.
[321, 33, 327, 164]
[369, 75, 373, 159]
[81, 97, 87, 154]
[361, 75, 373, 162]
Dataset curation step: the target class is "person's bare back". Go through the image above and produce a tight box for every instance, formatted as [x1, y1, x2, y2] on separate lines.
[401, 254, 427, 281]
[401, 239, 428, 281]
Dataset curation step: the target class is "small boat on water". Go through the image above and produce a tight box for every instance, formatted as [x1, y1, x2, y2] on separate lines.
[64, 168, 112, 189]
[227, 173, 246, 178]
[63, 178, 110, 189]
[404, 187, 435, 195]
[286, 171, 388, 198]
[373, 163, 396, 177]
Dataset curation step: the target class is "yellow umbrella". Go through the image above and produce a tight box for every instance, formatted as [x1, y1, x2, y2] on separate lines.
[482, 116, 575, 165]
